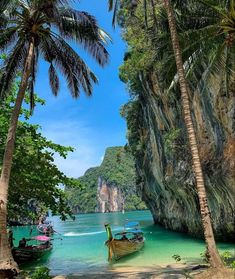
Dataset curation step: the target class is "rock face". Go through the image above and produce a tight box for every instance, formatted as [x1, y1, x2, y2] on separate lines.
[118, 1, 235, 241]
[123, 72, 235, 241]
[65, 147, 146, 213]
[97, 177, 124, 212]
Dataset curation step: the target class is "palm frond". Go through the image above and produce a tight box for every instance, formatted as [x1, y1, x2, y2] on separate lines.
[108, 0, 115, 11]
[0, 0, 10, 12]
[143, 0, 148, 28]
[109, 0, 119, 27]
[54, 9, 110, 66]
[0, 0, 18, 13]
[49, 63, 60, 96]
[0, 27, 18, 51]
[99, 28, 112, 44]
[35, 0, 69, 19]
[0, 40, 28, 99]
[0, 0, 109, 103]
[0, 0, 12, 29]
[28, 48, 39, 114]
[39, 34, 98, 98]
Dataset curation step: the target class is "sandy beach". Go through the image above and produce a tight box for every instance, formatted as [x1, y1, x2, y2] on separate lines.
[51, 263, 235, 279]
[13, 260, 234, 278]
[52, 266, 235, 279]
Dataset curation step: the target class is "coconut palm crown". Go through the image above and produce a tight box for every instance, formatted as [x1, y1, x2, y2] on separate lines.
[0, 1, 109, 276]
[0, 0, 110, 106]
[156, 0, 235, 92]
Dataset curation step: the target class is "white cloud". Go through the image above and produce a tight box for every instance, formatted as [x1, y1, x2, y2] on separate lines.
[41, 120, 100, 178]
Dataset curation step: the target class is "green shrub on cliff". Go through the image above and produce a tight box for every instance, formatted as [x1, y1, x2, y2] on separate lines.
[163, 128, 182, 155]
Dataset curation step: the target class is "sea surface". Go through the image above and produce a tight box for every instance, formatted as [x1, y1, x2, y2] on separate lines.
[12, 210, 234, 276]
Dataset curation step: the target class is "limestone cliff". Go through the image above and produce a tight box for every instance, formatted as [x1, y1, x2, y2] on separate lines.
[119, 1, 235, 241]
[122, 71, 235, 241]
[65, 147, 146, 213]
[97, 177, 124, 212]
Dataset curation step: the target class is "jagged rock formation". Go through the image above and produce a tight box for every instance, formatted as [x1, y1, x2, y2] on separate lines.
[122, 71, 235, 241]
[65, 147, 146, 213]
[97, 177, 124, 212]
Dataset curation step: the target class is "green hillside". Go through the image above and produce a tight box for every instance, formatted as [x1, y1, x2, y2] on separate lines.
[66, 146, 146, 213]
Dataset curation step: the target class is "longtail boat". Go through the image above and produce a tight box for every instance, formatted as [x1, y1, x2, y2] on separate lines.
[104, 222, 144, 261]
[37, 221, 54, 236]
[12, 235, 52, 263]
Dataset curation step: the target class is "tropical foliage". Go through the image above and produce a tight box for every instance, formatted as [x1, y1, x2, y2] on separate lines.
[0, 1, 109, 275]
[109, 0, 234, 268]
[30, 266, 51, 279]
[0, 0, 109, 102]
[0, 83, 80, 223]
[116, 0, 235, 93]
[159, 0, 235, 93]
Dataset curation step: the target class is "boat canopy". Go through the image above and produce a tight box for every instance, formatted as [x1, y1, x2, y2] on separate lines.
[125, 221, 140, 228]
[115, 229, 143, 236]
[31, 236, 51, 242]
[127, 229, 143, 234]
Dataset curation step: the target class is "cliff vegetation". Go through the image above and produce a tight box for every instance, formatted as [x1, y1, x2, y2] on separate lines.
[66, 146, 146, 213]
[119, 1, 235, 241]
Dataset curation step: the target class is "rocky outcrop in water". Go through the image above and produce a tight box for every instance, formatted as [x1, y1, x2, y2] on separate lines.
[65, 147, 146, 213]
[97, 177, 124, 212]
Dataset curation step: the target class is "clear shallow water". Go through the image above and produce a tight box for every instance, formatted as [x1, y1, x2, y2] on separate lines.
[12, 210, 235, 276]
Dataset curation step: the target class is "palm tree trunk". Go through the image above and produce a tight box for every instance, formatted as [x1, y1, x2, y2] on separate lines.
[150, 0, 158, 31]
[0, 38, 35, 277]
[162, 0, 224, 268]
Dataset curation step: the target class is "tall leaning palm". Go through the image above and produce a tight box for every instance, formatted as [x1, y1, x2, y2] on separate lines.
[162, 0, 224, 267]
[0, 0, 109, 276]
[108, 0, 224, 268]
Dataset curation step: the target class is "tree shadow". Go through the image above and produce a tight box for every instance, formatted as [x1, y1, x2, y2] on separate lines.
[65, 264, 208, 279]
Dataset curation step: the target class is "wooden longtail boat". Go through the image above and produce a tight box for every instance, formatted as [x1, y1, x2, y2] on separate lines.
[104, 222, 144, 261]
[12, 236, 52, 263]
[37, 221, 54, 236]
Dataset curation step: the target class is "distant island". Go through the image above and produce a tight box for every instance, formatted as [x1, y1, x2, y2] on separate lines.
[65, 146, 147, 213]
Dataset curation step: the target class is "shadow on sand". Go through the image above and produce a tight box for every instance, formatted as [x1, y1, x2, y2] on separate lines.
[63, 264, 208, 279]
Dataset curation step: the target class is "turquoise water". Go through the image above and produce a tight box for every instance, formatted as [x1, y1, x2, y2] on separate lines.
[12, 211, 234, 276]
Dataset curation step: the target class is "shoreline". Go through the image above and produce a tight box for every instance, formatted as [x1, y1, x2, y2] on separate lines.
[16, 262, 235, 279]
[51, 263, 208, 279]
[51, 264, 235, 279]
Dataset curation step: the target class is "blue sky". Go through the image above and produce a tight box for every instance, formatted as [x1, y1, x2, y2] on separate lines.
[29, 0, 129, 178]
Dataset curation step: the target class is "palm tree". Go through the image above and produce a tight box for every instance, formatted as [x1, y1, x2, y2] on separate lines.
[108, 0, 227, 267]
[0, 0, 109, 276]
[162, 0, 234, 267]
[159, 0, 235, 97]
[162, 0, 224, 268]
